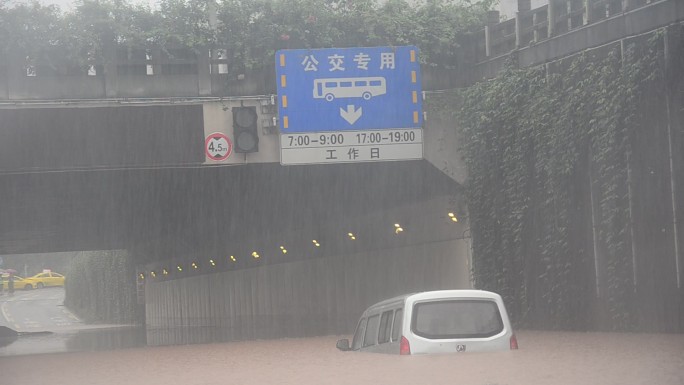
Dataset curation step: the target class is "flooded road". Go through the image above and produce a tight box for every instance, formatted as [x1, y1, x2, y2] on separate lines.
[1, 330, 682, 385]
[0, 288, 145, 356]
[0, 288, 81, 332]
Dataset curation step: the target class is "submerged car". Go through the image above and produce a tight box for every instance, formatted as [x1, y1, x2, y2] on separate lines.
[22, 272, 66, 289]
[336, 290, 518, 355]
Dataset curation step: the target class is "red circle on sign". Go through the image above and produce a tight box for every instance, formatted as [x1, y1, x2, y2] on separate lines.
[205, 132, 233, 161]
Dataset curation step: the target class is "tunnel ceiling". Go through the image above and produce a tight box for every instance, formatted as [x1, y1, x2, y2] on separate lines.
[0, 160, 461, 260]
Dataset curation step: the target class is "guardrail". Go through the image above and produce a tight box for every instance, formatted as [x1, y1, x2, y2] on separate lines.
[0, 46, 277, 101]
[478, 0, 659, 61]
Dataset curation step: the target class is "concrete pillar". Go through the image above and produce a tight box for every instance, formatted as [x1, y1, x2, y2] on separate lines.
[151, 48, 162, 76]
[588, 145, 602, 298]
[6, 51, 23, 99]
[518, 0, 531, 12]
[663, 27, 682, 288]
[484, 11, 500, 57]
[548, 0, 557, 37]
[102, 42, 119, 98]
[622, 0, 638, 12]
[0, 51, 14, 100]
[516, 0, 532, 47]
[584, 0, 593, 25]
[487, 10, 501, 25]
[515, 12, 523, 48]
[197, 47, 212, 96]
[620, 38, 639, 289]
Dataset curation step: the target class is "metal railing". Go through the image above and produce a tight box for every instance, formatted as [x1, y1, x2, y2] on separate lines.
[478, 0, 659, 61]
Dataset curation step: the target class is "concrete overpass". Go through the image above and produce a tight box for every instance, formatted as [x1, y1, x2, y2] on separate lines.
[1, 0, 682, 341]
[0, 96, 471, 341]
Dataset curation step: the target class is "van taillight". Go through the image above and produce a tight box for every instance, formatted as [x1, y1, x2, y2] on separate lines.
[400, 336, 411, 355]
[510, 334, 518, 350]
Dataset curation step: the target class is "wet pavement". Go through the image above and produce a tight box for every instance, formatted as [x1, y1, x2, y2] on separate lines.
[0, 288, 80, 331]
[1, 330, 683, 385]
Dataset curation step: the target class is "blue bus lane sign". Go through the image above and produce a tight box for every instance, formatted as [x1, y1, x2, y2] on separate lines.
[276, 46, 423, 165]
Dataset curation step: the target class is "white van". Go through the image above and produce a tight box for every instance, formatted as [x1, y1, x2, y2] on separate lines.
[336, 290, 518, 355]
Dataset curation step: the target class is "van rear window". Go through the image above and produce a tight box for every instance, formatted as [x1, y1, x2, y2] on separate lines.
[411, 300, 504, 339]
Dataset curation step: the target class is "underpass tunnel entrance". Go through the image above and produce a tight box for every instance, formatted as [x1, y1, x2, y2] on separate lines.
[1, 157, 471, 347]
[134, 160, 472, 345]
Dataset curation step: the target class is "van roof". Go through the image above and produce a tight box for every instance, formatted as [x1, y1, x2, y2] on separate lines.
[365, 290, 502, 312]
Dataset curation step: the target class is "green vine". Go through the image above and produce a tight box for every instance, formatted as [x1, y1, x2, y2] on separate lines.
[452, 31, 666, 330]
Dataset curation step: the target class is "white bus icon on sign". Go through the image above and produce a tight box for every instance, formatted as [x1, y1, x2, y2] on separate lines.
[313, 77, 387, 102]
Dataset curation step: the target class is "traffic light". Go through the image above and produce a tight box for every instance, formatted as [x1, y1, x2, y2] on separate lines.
[232, 106, 259, 153]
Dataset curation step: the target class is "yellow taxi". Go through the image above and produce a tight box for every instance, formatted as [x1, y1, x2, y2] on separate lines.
[22, 271, 66, 289]
[1, 274, 29, 291]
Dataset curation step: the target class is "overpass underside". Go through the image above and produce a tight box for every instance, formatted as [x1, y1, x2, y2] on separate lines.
[0, 101, 471, 343]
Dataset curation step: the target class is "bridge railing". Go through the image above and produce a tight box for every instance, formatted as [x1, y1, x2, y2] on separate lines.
[477, 0, 660, 61]
[0, 45, 277, 101]
[0, 45, 459, 100]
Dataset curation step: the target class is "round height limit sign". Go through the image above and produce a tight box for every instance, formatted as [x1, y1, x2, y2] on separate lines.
[205, 133, 232, 161]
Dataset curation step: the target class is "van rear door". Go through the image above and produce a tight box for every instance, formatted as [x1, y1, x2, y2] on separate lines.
[408, 298, 511, 354]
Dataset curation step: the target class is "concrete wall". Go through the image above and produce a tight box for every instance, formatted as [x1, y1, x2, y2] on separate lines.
[0, 104, 206, 172]
[144, 238, 471, 346]
[423, 98, 468, 185]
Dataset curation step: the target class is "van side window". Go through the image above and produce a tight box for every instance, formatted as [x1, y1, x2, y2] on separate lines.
[363, 315, 380, 347]
[351, 318, 367, 350]
[391, 309, 403, 342]
[378, 311, 393, 344]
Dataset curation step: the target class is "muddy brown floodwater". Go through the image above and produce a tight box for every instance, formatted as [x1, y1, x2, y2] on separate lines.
[1, 330, 683, 385]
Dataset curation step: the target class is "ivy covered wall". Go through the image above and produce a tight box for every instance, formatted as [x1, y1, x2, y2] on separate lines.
[446, 25, 684, 332]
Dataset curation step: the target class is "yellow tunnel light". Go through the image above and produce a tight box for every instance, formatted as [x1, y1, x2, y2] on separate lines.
[191, 262, 198, 269]
[312, 240, 320, 247]
[162, 269, 168, 275]
[280, 246, 288, 254]
[348, 232, 356, 240]
[177, 265, 183, 272]
[230, 255, 237, 262]
[448, 212, 458, 222]
[150, 271, 156, 278]
[209, 259, 216, 266]
[252, 251, 260, 259]
[139, 273, 144, 280]
[394, 223, 404, 234]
